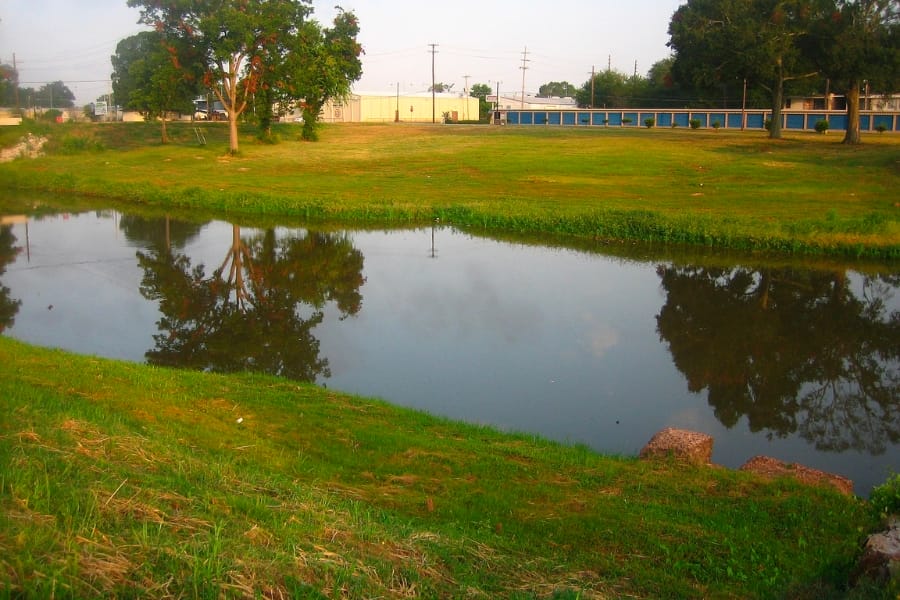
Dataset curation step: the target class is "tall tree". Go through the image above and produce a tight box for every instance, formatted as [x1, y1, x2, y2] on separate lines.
[34, 81, 75, 109]
[802, 0, 900, 144]
[470, 83, 493, 121]
[537, 81, 576, 98]
[128, 0, 314, 154]
[290, 8, 363, 141]
[0, 63, 18, 108]
[668, 0, 817, 138]
[112, 31, 202, 142]
[576, 69, 630, 108]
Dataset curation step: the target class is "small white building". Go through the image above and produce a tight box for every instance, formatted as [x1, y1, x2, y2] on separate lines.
[488, 94, 577, 111]
[314, 91, 480, 123]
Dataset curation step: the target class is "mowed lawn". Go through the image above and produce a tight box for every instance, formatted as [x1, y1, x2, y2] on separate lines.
[1, 121, 898, 255]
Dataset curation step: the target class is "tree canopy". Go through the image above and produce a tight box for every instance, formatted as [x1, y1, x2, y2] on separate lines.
[126, 0, 362, 151]
[111, 31, 203, 142]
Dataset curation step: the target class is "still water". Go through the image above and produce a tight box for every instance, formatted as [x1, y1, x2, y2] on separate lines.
[1, 206, 898, 495]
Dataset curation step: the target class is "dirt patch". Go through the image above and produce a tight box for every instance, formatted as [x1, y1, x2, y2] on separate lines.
[0, 133, 47, 162]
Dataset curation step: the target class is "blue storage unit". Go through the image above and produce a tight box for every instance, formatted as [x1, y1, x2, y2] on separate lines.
[873, 114, 894, 131]
[747, 113, 766, 129]
[499, 108, 897, 133]
[828, 114, 848, 130]
[806, 114, 827, 130]
[786, 114, 804, 129]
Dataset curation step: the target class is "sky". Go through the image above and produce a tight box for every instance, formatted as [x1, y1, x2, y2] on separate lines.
[0, 0, 685, 106]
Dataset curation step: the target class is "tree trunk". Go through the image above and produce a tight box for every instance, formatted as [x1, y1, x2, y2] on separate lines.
[769, 71, 784, 140]
[843, 83, 861, 145]
[228, 113, 240, 154]
[160, 112, 169, 144]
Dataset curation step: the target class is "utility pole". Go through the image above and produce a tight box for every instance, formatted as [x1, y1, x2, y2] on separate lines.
[428, 43, 438, 123]
[463, 74, 470, 120]
[12, 53, 20, 111]
[519, 46, 529, 109]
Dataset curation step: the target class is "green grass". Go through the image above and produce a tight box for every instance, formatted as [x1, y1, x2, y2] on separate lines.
[0, 336, 892, 599]
[0, 119, 898, 258]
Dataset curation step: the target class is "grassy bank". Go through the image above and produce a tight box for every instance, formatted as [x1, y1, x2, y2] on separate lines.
[0, 120, 898, 258]
[0, 336, 890, 599]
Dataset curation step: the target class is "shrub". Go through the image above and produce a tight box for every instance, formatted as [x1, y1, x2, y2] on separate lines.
[875, 124, 887, 134]
[870, 473, 900, 518]
[622, 117, 633, 124]
[815, 119, 829, 134]
[41, 109, 63, 123]
[712, 120, 722, 130]
[644, 117, 655, 128]
[690, 119, 701, 129]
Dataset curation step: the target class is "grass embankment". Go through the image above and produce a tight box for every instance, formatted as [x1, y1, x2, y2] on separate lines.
[0, 337, 889, 599]
[0, 120, 898, 258]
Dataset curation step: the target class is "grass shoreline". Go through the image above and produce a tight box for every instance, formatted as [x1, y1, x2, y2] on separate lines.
[0, 336, 891, 599]
[1, 121, 898, 259]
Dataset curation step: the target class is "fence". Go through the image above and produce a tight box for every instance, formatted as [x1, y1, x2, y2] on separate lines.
[500, 109, 900, 133]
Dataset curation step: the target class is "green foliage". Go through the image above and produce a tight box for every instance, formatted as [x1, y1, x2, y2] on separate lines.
[40, 109, 62, 123]
[712, 120, 722, 130]
[870, 473, 900, 518]
[690, 118, 702, 129]
[815, 119, 830, 134]
[876, 124, 888, 134]
[644, 117, 655, 128]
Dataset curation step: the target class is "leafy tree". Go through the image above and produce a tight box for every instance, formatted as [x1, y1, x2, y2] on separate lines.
[575, 69, 630, 108]
[537, 81, 576, 98]
[428, 82, 454, 93]
[34, 81, 75, 109]
[470, 83, 493, 121]
[111, 31, 203, 142]
[668, 0, 818, 138]
[802, 0, 900, 144]
[0, 63, 18, 108]
[129, 0, 314, 154]
[291, 8, 363, 141]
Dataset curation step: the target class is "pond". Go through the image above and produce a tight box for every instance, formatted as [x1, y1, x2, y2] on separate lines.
[1, 203, 898, 495]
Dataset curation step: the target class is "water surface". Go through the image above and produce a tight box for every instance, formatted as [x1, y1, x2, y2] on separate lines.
[2, 206, 897, 494]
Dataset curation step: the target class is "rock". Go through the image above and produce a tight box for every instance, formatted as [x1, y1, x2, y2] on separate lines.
[739, 456, 853, 496]
[853, 518, 900, 585]
[639, 428, 713, 465]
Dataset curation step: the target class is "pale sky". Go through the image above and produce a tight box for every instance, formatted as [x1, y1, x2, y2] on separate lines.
[0, 0, 685, 106]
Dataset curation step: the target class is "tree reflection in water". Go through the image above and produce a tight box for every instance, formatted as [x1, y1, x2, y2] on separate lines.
[0, 224, 22, 333]
[137, 222, 364, 382]
[656, 265, 900, 454]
